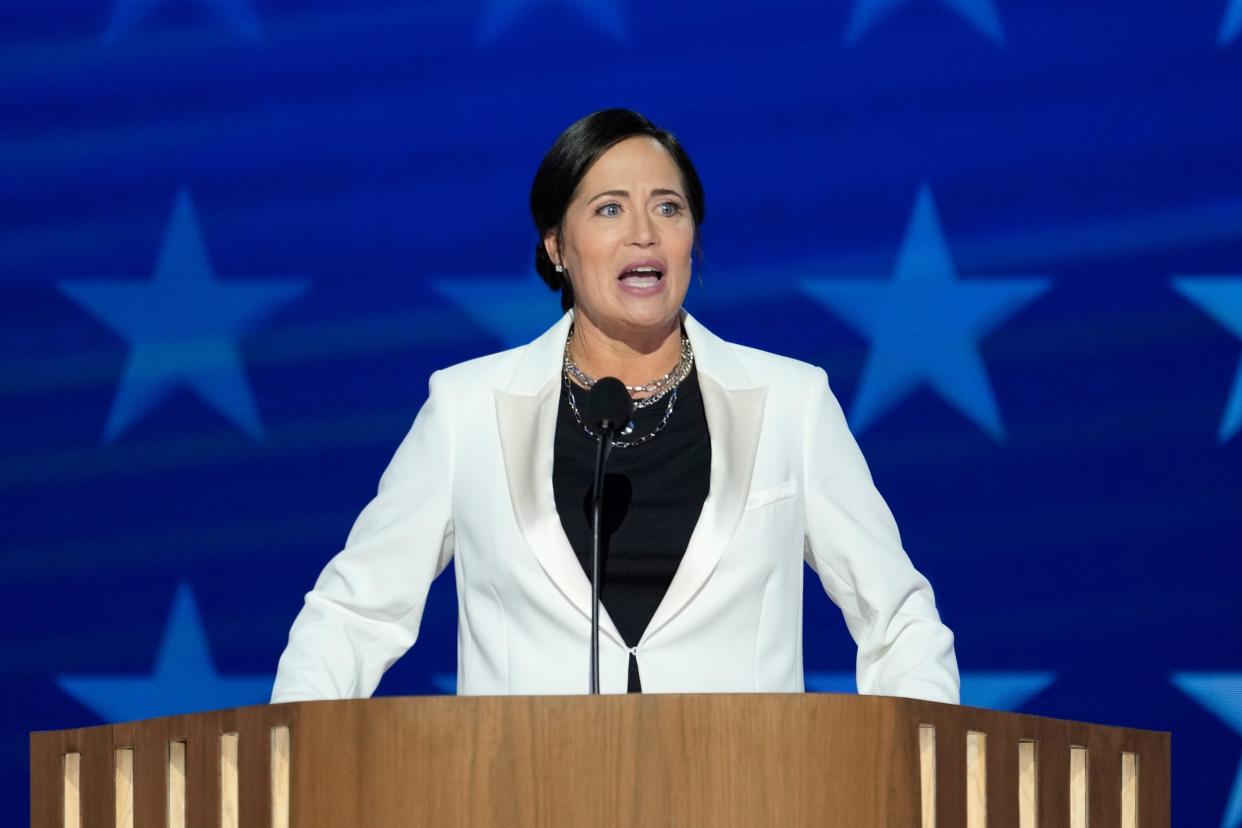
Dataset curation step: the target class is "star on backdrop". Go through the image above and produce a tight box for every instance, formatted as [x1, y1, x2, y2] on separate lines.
[57, 583, 272, 723]
[1172, 277, 1242, 442]
[804, 671, 1055, 710]
[1172, 672, 1242, 828]
[432, 276, 559, 348]
[800, 185, 1050, 439]
[844, 0, 1004, 45]
[478, 0, 626, 44]
[59, 189, 307, 442]
[103, 0, 262, 43]
[1223, 0, 1242, 44]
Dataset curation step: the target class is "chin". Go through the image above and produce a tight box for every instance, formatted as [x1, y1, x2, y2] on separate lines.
[616, 301, 681, 331]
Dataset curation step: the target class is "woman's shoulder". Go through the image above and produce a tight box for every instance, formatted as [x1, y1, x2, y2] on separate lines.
[719, 340, 828, 387]
[426, 333, 566, 406]
[430, 313, 570, 395]
[686, 314, 827, 389]
[432, 343, 529, 387]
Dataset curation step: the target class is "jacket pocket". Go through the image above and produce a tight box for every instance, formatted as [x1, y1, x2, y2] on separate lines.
[744, 479, 797, 511]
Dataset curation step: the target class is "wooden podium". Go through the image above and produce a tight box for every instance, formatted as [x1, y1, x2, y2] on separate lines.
[31, 694, 1168, 827]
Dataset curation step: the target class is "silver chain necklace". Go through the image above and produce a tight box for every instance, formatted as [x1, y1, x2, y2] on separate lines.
[562, 327, 694, 411]
[562, 326, 694, 448]
[565, 376, 679, 448]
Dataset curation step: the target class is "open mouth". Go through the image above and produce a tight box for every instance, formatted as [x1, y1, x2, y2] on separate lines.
[618, 263, 665, 289]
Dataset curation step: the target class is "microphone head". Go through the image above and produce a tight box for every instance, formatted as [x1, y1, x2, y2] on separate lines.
[584, 377, 633, 434]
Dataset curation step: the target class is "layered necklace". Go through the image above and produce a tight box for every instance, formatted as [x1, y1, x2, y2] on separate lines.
[562, 326, 695, 448]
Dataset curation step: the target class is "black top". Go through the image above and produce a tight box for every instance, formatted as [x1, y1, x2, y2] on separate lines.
[553, 366, 712, 692]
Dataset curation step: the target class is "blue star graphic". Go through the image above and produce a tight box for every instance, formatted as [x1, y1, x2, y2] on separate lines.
[104, 0, 262, 43]
[1223, 0, 1242, 45]
[59, 189, 307, 442]
[432, 275, 560, 349]
[845, 0, 1004, 44]
[1172, 277, 1242, 442]
[1172, 672, 1242, 828]
[478, 0, 626, 44]
[805, 670, 1054, 710]
[57, 583, 272, 722]
[801, 185, 1050, 439]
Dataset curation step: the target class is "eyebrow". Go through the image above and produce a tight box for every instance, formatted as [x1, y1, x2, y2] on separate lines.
[587, 188, 686, 203]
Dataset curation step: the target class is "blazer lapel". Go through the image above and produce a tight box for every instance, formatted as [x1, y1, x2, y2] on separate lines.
[495, 313, 624, 643]
[493, 310, 766, 647]
[641, 314, 767, 643]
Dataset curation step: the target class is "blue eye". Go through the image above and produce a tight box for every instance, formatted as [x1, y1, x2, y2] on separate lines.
[657, 202, 682, 216]
[597, 203, 622, 217]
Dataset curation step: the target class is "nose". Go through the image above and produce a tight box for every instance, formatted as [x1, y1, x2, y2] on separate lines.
[628, 211, 657, 247]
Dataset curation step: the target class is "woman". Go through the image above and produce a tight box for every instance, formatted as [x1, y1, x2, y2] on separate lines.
[271, 109, 959, 703]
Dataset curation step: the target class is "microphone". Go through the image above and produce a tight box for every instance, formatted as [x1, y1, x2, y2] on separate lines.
[584, 376, 632, 435]
[584, 378, 632, 694]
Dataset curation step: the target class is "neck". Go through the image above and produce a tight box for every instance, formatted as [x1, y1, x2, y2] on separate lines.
[568, 311, 683, 389]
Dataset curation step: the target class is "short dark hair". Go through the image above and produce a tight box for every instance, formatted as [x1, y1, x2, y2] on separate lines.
[529, 109, 706, 311]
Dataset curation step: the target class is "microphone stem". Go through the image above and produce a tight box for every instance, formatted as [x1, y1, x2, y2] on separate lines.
[590, 432, 612, 695]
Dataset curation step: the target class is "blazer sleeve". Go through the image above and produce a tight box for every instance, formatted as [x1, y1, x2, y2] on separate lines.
[270, 370, 456, 702]
[801, 368, 960, 704]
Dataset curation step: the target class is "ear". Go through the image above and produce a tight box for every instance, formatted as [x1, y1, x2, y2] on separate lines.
[542, 228, 561, 267]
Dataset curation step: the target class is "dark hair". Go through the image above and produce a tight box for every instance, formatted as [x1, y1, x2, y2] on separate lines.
[529, 109, 706, 311]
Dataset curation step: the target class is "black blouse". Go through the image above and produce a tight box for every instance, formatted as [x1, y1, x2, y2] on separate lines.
[552, 366, 712, 692]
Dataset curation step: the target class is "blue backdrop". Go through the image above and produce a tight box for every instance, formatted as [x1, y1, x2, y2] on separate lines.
[4, 0, 1242, 823]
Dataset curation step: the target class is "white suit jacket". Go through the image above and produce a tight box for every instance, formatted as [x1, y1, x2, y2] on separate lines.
[271, 311, 959, 703]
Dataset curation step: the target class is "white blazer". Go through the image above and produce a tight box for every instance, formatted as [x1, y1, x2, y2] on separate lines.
[271, 311, 959, 703]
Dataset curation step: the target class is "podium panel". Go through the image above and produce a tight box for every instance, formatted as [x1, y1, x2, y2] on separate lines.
[31, 694, 1169, 827]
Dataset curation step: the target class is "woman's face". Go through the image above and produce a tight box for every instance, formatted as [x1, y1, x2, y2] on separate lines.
[546, 136, 694, 339]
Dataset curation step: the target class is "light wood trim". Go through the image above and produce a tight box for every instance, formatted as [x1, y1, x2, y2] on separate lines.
[1121, 752, 1138, 828]
[920, 724, 935, 828]
[168, 742, 186, 828]
[220, 732, 239, 828]
[63, 752, 81, 828]
[271, 726, 290, 828]
[1070, 745, 1089, 828]
[1018, 739, 1037, 828]
[965, 731, 986, 828]
[114, 748, 133, 828]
